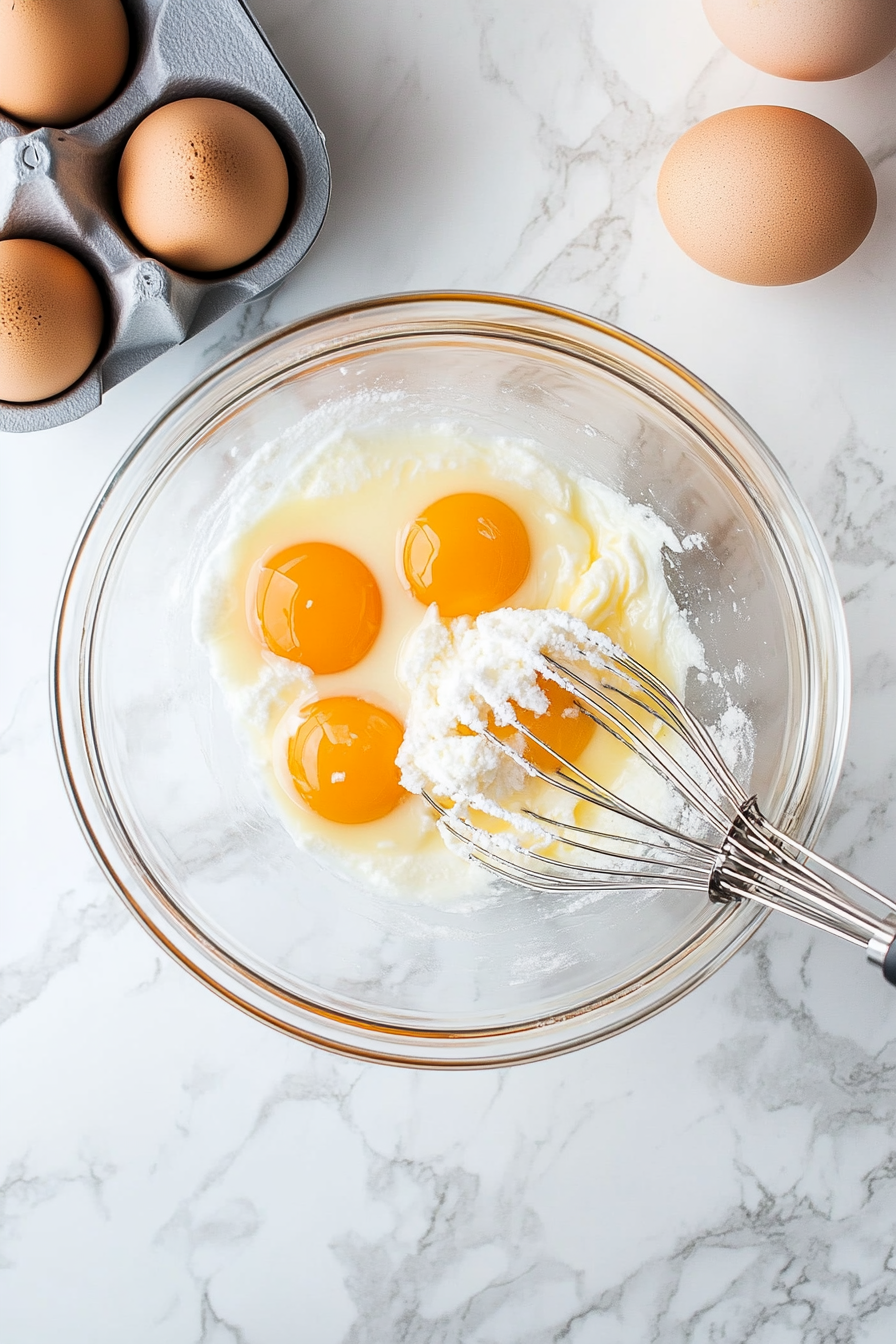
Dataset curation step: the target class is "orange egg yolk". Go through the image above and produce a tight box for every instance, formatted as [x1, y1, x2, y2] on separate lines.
[494, 677, 594, 775]
[254, 542, 382, 674]
[402, 492, 530, 617]
[287, 697, 406, 824]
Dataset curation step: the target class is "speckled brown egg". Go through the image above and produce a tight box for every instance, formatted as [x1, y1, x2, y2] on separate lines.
[0, 239, 104, 402]
[0, 0, 130, 127]
[117, 98, 290, 273]
[657, 106, 877, 286]
[702, 0, 896, 81]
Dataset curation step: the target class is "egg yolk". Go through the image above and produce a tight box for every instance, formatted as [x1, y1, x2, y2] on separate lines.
[287, 697, 406, 824]
[254, 543, 382, 674]
[494, 677, 594, 775]
[402, 492, 530, 617]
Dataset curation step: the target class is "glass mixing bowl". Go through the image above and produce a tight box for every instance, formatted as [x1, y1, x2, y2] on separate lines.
[53, 293, 849, 1066]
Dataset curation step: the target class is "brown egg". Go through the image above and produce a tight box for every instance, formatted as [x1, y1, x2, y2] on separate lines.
[657, 106, 877, 286]
[702, 0, 896, 81]
[0, 0, 129, 126]
[0, 239, 104, 402]
[117, 98, 290, 273]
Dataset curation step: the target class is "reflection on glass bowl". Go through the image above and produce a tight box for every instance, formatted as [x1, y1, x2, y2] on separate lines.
[52, 293, 849, 1066]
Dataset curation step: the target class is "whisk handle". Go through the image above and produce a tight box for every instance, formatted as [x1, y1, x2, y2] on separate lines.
[884, 938, 896, 988]
[712, 801, 896, 984]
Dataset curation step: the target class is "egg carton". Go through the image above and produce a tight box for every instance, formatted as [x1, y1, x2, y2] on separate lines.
[0, 0, 330, 433]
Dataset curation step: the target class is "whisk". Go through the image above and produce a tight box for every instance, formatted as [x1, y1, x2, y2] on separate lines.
[423, 636, 896, 986]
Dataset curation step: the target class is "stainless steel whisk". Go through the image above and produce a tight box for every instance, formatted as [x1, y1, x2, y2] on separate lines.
[423, 637, 896, 985]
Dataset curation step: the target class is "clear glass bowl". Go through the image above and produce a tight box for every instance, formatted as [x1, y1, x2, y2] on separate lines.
[53, 293, 849, 1066]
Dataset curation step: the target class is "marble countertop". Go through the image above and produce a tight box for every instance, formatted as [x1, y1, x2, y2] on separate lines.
[2, 2, 895, 1340]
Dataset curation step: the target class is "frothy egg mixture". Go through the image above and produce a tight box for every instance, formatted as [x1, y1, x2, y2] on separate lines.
[193, 428, 704, 904]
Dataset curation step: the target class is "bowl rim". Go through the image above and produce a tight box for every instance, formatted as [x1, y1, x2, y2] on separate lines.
[51, 289, 851, 1066]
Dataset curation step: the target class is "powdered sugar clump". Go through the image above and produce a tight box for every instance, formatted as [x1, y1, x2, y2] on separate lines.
[397, 605, 615, 806]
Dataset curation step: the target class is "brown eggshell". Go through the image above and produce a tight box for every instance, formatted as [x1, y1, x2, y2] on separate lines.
[0, 239, 105, 402]
[702, 0, 896, 81]
[657, 106, 877, 286]
[117, 98, 291, 273]
[0, 0, 129, 126]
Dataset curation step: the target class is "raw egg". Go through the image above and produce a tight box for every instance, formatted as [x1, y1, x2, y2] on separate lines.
[0, 0, 129, 126]
[402, 492, 531, 617]
[498, 677, 595, 775]
[0, 238, 104, 402]
[703, 0, 896, 81]
[253, 542, 382, 673]
[287, 697, 406, 824]
[118, 97, 290, 273]
[657, 106, 877, 285]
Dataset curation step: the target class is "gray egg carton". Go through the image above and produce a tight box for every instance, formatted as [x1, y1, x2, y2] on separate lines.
[0, 0, 330, 433]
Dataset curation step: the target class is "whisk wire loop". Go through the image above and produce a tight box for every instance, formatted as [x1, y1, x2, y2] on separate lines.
[544, 650, 746, 822]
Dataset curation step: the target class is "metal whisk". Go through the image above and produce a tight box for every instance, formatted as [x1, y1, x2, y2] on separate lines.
[423, 636, 896, 986]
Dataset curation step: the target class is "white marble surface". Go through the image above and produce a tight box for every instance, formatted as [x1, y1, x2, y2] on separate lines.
[2, 2, 896, 1339]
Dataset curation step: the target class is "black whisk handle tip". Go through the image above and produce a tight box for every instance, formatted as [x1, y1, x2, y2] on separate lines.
[883, 938, 896, 988]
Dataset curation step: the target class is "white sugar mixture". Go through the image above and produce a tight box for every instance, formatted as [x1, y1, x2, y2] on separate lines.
[399, 606, 624, 806]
